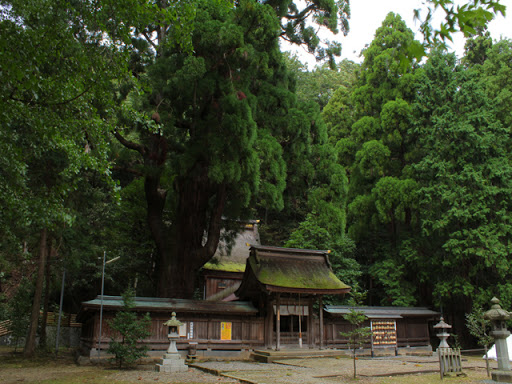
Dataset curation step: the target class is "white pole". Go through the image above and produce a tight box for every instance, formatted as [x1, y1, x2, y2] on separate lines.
[97, 251, 106, 359]
[55, 269, 65, 355]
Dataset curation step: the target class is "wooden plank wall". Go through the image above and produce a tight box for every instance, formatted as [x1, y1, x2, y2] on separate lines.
[323, 318, 430, 349]
[81, 312, 265, 351]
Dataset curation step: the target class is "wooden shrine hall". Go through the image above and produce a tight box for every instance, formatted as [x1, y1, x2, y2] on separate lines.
[235, 245, 350, 350]
[77, 245, 438, 358]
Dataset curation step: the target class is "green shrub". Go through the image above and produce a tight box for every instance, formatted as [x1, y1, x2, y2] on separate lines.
[107, 288, 151, 368]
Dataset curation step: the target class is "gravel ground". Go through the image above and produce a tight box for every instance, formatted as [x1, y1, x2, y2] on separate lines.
[109, 367, 241, 383]
[0, 364, 241, 384]
[191, 355, 496, 384]
[0, 352, 495, 384]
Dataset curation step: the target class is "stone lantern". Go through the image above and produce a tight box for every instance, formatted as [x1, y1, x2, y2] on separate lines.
[484, 297, 512, 382]
[164, 312, 182, 354]
[434, 317, 452, 349]
[156, 312, 187, 373]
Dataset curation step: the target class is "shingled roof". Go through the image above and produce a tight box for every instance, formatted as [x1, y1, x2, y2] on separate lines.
[236, 245, 351, 297]
[77, 295, 258, 322]
[324, 305, 440, 319]
[202, 220, 260, 273]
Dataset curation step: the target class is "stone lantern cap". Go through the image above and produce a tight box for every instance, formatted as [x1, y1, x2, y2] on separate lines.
[164, 312, 183, 327]
[484, 297, 511, 322]
[434, 316, 452, 330]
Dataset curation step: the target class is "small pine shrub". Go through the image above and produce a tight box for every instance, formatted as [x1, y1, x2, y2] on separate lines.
[107, 288, 151, 368]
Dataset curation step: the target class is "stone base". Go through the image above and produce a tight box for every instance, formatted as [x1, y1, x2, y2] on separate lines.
[492, 370, 512, 383]
[155, 353, 188, 373]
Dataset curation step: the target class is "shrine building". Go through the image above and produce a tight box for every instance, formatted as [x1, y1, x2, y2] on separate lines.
[78, 237, 438, 359]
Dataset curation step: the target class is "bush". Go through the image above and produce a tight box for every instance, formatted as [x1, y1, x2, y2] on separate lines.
[107, 288, 151, 368]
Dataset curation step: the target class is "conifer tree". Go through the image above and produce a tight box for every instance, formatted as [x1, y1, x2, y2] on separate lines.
[327, 13, 422, 305]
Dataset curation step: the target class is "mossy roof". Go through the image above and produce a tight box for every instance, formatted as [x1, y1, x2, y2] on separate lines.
[202, 260, 246, 273]
[239, 245, 350, 295]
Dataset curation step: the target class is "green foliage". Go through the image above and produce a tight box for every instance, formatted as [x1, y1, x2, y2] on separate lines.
[417, 0, 506, 45]
[285, 55, 358, 110]
[0, 0, 509, 324]
[107, 289, 151, 368]
[6, 278, 33, 350]
[267, 0, 350, 67]
[325, 13, 422, 306]
[466, 306, 493, 349]
[412, 46, 512, 311]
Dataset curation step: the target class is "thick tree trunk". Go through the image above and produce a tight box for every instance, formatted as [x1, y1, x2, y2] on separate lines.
[116, 131, 226, 299]
[155, 169, 226, 298]
[24, 228, 48, 357]
[144, 165, 169, 296]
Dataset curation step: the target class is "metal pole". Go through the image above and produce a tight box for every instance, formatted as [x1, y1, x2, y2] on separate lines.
[97, 251, 106, 359]
[55, 269, 66, 355]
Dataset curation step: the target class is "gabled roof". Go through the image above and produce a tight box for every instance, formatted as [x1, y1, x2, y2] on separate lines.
[236, 245, 351, 297]
[77, 295, 258, 322]
[202, 220, 260, 274]
[324, 305, 440, 319]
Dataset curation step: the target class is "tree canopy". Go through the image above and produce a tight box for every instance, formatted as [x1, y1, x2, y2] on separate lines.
[0, 0, 510, 351]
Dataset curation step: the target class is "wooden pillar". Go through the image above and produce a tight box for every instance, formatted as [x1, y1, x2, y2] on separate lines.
[276, 293, 281, 351]
[265, 297, 273, 349]
[308, 297, 315, 349]
[319, 296, 324, 350]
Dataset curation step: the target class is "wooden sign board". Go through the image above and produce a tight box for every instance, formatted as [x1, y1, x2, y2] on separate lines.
[371, 320, 397, 347]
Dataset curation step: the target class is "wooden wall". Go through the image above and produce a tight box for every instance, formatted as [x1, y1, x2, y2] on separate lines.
[80, 311, 265, 352]
[323, 318, 431, 350]
[80, 310, 432, 354]
[204, 277, 241, 298]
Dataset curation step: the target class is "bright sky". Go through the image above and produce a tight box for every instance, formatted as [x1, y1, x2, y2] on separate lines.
[285, 0, 512, 68]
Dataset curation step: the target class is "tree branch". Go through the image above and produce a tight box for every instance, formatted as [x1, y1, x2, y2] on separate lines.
[10, 84, 93, 107]
[112, 165, 144, 177]
[284, 5, 315, 21]
[142, 31, 159, 51]
[113, 130, 146, 156]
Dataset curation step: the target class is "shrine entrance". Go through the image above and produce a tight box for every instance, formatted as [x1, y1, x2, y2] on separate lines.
[274, 314, 308, 346]
[272, 299, 309, 347]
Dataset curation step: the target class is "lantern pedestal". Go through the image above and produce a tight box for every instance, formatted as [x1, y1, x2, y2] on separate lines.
[493, 329, 511, 372]
[156, 351, 188, 373]
[484, 297, 512, 383]
[491, 371, 512, 383]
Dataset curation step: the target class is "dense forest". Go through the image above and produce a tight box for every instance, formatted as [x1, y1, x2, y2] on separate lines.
[1, 0, 510, 354]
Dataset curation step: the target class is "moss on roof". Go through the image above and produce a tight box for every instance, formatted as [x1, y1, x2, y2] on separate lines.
[250, 252, 350, 290]
[203, 260, 246, 273]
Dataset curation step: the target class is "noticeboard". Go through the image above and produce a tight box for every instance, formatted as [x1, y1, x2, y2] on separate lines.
[371, 320, 397, 347]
